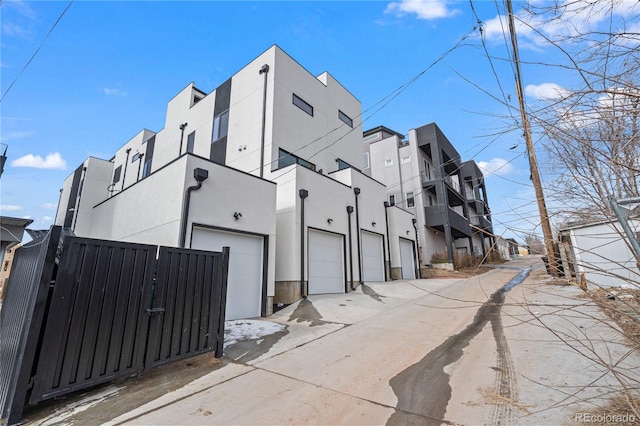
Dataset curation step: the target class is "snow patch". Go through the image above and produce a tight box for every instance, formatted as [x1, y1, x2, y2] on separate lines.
[224, 320, 286, 347]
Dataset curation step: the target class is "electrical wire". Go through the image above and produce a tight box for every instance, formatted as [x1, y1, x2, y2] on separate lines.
[1, 1, 74, 103]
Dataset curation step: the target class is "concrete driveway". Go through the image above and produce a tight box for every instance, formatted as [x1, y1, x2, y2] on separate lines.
[24, 257, 640, 425]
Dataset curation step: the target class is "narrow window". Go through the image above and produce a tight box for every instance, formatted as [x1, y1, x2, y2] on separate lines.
[424, 159, 432, 180]
[293, 94, 313, 116]
[389, 194, 396, 206]
[213, 110, 229, 142]
[112, 165, 122, 183]
[363, 152, 370, 169]
[401, 156, 411, 164]
[385, 159, 393, 167]
[338, 110, 353, 128]
[142, 136, 155, 178]
[187, 131, 196, 154]
[406, 192, 415, 208]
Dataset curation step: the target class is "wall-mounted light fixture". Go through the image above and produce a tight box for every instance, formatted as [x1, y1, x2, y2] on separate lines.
[234, 212, 243, 220]
[372, 222, 376, 227]
[327, 218, 333, 224]
[406, 230, 410, 235]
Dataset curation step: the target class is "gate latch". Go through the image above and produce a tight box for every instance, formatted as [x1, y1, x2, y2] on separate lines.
[146, 307, 165, 316]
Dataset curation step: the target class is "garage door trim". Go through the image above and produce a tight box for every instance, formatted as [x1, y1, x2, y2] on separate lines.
[361, 229, 386, 282]
[307, 227, 348, 294]
[190, 223, 269, 317]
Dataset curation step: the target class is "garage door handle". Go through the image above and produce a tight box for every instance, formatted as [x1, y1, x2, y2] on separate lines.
[146, 307, 165, 316]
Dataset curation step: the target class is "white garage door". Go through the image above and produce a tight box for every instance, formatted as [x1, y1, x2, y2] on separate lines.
[400, 238, 416, 279]
[191, 228, 263, 321]
[361, 231, 384, 282]
[308, 229, 344, 294]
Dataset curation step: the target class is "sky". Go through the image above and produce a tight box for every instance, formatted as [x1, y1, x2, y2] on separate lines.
[2, 0, 637, 243]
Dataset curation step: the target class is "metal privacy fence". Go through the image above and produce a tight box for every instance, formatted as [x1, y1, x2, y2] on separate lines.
[0, 228, 229, 425]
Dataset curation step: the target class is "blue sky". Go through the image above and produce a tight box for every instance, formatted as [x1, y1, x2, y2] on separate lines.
[2, 0, 635, 242]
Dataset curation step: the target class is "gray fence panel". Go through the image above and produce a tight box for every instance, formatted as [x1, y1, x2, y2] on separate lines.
[146, 246, 229, 368]
[28, 237, 157, 404]
[0, 226, 61, 425]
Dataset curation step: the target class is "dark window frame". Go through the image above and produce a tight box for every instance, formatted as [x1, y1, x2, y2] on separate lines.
[112, 165, 122, 183]
[187, 131, 196, 154]
[212, 110, 229, 142]
[338, 110, 353, 128]
[292, 94, 314, 116]
[277, 148, 316, 171]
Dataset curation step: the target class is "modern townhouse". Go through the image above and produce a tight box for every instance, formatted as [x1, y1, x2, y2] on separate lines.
[363, 122, 494, 269]
[55, 45, 417, 320]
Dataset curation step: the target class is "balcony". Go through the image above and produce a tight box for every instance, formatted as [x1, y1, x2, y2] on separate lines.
[424, 205, 471, 237]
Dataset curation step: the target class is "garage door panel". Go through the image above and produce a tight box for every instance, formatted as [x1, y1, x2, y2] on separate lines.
[308, 230, 344, 295]
[191, 228, 263, 320]
[361, 231, 384, 282]
[400, 239, 415, 279]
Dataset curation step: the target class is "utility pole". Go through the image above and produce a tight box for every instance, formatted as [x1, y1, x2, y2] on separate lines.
[505, 0, 558, 275]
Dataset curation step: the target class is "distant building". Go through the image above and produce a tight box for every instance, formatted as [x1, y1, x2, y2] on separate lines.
[362, 123, 494, 269]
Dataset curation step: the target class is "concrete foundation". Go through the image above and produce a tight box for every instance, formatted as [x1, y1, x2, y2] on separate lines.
[390, 267, 402, 280]
[274, 281, 304, 305]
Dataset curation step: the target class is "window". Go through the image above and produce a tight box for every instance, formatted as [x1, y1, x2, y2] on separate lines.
[142, 136, 155, 178]
[363, 132, 380, 143]
[187, 131, 196, 154]
[389, 194, 396, 206]
[363, 152, 370, 169]
[292, 94, 313, 116]
[338, 110, 353, 127]
[401, 156, 411, 164]
[428, 194, 435, 206]
[406, 192, 415, 208]
[213, 110, 229, 142]
[385, 159, 393, 167]
[131, 152, 141, 163]
[424, 159, 432, 180]
[337, 159, 351, 171]
[112, 165, 122, 183]
[278, 148, 316, 171]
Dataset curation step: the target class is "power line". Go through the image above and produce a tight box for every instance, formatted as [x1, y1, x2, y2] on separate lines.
[1, 1, 73, 103]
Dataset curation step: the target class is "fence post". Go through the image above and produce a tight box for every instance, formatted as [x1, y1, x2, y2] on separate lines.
[215, 247, 230, 358]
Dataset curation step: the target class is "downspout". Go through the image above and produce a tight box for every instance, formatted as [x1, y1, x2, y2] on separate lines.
[71, 166, 87, 232]
[384, 201, 392, 281]
[412, 218, 420, 279]
[259, 64, 270, 179]
[180, 168, 209, 248]
[179, 123, 188, 156]
[299, 189, 309, 298]
[121, 148, 131, 191]
[354, 187, 363, 284]
[346, 205, 355, 290]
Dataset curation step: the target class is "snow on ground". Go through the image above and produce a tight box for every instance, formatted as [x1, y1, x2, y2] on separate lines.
[224, 319, 286, 347]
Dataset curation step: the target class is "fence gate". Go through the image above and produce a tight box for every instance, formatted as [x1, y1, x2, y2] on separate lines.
[0, 230, 229, 425]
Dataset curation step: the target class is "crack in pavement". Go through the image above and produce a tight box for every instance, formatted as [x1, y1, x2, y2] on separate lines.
[386, 268, 531, 425]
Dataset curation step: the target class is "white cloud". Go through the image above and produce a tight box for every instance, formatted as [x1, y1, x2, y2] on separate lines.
[40, 216, 53, 223]
[41, 202, 57, 210]
[477, 158, 515, 177]
[483, 1, 640, 49]
[525, 83, 570, 100]
[11, 152, 67, 170]
[1, 204, 24, 212]
[103, 88, 128, 96]
[0, 130, 36, 142]
[385, 0, 460, 20]
[2, 22, 30, 38]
